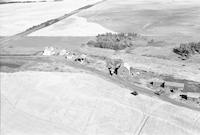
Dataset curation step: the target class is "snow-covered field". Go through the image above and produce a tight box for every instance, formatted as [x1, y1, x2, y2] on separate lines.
[1, 0, 200, 37]
[1, 71, 200, 135]
[1, 1, 200, 134]
[29, 15, 114, 36]
[0, 0, 103, 36]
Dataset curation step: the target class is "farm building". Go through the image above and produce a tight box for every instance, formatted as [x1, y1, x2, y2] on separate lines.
[180, 92, 200, 101]
[150, 81, 165, 88]
[186, 92, 200, 99]
[74, 54, 87, 64]
[149, 80, 184, 93]
[164, 81, 184, 91]
[59, 49, 67, 56]
[149, 79, 165, 88]
[65, 51, 78, 60]
[43, 47, 58, 56]
[183, 82, 200, 93]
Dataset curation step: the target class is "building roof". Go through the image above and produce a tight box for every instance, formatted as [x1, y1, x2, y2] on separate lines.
[183, 82, 200, 93]
[165, 81, 184, 88]
[183, 92, 200, 98]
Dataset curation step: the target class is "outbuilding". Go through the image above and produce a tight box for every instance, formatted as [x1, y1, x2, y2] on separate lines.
[186, 92, 200, 99]
[149, 80, 165, 88]
[183, 82, 200, 93]
[43, 47, 56, 56]
[164, 81, 184, 91]
[180, 92, 200, 101]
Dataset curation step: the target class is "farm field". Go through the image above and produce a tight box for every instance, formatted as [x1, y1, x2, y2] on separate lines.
[1, 0, 200, 135]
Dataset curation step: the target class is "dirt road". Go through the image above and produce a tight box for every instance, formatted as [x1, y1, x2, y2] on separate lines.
[1, 55, 200, 112]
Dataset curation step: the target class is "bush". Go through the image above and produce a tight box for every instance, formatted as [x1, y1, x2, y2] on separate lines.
[173, 41, 200, 58]
[87, 33, 138, 50]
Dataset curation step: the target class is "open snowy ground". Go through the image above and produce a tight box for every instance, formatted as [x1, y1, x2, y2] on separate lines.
[0, 0, 103, 36]
[1, 0, 200, 38]
[29, 15, 114, 36]
[1, 71, 200, 135]
[78, 0, 200, 42]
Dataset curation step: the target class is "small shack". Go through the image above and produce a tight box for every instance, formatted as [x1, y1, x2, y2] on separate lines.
[149, 79, 165, 88]
[152, 81, 165, 88]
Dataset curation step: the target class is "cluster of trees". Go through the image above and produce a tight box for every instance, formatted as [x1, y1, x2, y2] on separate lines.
[87, 33, 139, 50]
[173, 42, 200, 58]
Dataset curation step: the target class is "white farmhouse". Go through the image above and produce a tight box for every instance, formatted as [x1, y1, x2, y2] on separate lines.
[43, 47, 56, 56]
[123, 62, 131, 73]
[59, 49, 67, 56]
